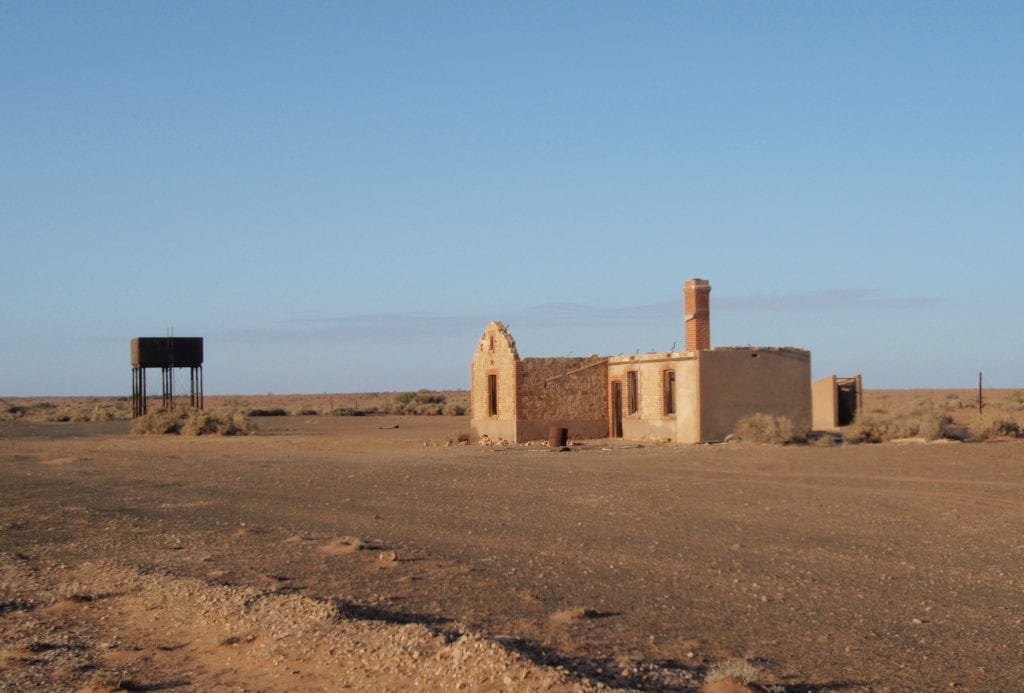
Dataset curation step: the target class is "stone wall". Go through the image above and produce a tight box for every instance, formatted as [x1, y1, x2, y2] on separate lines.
[515, 356, 608, 441]
[469, 322, 519, 442]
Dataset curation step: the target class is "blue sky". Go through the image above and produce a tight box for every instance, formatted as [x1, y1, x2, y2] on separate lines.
[2, 2, 1021, 395]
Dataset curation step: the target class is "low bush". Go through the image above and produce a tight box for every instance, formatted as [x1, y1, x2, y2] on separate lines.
[394, 389, 446, 406]
[845, 408, 953, 443]
[131, 410, 183, 435]
[732, 414, 805, 444]
[971, 415, 1022, 440]
[331, 407, 378, 416]
[133, 408, 256, 435]
[1001, 390, 1024, 411]
[245, 408, 289, 417]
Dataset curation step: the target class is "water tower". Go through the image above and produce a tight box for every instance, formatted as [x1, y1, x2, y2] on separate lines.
[130, 337, 204, 417]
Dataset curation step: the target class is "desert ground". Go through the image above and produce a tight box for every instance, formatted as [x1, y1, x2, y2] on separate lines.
[2, 390, 1024, 691]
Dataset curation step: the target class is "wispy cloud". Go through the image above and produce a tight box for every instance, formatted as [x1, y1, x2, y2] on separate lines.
[717, 289, 943, 312]
[214, 313, 486, 344]
[211, 289, 940, 345]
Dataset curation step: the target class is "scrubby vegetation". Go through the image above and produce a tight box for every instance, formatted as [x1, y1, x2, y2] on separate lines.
[244, 408, 289, 417]
[1, 390, 470, 423]
[333, 390, 465, 416]
[732, 413, 805, 444]
[1, 399, 132, 423]
[132, 408, 256, 436]
[845, 404, 953, 443]
[1001, 390, 1024, 411]
[130, 410, 184, 435]
[971, 415, 1022, 440]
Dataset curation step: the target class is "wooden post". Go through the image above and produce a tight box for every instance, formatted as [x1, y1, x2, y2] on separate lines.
[978, 372, 983, 416]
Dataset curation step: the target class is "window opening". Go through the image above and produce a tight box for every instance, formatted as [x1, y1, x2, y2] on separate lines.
[627, 371, 639, 414]
[487, 374, 498, 416]
[664, 370, 676, 415]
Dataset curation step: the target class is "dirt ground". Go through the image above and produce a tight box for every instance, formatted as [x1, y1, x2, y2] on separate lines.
[2, 414, 1024, 691]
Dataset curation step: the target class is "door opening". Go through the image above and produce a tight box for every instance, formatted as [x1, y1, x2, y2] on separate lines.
[611, 381, 624, 438]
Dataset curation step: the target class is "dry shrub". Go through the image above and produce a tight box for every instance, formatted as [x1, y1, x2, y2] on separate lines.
[845, 399, 953, 443]
[733, 414, 804, 444]
[90, 404, 130, 422]
[131, 410, 183, 435]
[244, 407, 288, 417]
[227, 411, 257, 435]
[180, 410, 220, 436]
[183, 410, 256, 436]
[972, 415, 1022, 440]
[133, 409, 255, 436]
[1001, 390, 1024, 411]
[704, 657, 763, 685]
[331, 406, 378, 416]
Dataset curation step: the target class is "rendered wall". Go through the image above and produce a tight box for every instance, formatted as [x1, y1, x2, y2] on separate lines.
[607, 354, 692, 441]
[696, 348, 811, 442]
[515, 357, 608, 441]
[469, 322, 518, 442]
[812, 375, 839, 430]
[675, 359, 702, 443]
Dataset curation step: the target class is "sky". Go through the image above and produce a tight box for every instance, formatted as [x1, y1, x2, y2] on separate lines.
[2, 1, 1021, 396]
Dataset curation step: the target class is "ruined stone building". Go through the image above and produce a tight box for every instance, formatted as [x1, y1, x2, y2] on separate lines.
[470, 279, 813, 444]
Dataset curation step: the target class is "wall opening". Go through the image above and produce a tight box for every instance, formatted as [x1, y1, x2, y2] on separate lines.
[612, 381, 624, 437]
[837, 377, 859, 426]
[663, 370, 676, 415]
[487, 374, 498, 416]
[627, 371, 639, 414]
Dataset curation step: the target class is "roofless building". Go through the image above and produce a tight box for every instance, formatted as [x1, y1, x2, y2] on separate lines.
[470, 279, 813, 444]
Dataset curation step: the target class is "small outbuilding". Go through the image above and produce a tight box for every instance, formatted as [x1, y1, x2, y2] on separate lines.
[812, 374, 862, 430]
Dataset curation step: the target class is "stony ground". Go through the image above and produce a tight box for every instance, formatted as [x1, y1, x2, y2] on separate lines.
[2, 415, 1023, 691]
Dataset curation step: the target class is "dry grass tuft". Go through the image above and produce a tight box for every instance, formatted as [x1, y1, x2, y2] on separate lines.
[704, 657, 763, 685]
[733, 414, 804, 444]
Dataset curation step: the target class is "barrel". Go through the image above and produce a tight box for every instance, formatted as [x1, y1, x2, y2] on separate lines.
[548, 427, 569, 448]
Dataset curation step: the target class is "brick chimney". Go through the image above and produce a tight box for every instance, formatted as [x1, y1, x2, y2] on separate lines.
[683, 278, 711, 352]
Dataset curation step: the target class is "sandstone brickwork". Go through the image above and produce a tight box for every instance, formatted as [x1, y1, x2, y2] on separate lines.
[469, 322, 519, 442]
[516, 357, 608, 441]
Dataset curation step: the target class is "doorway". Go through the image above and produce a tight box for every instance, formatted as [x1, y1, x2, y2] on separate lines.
[836, 377, 860, 426]
[611, 381, 623, 437]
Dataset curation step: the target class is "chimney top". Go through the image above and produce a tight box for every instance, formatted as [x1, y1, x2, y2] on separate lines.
[683, 278, 712, 352]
